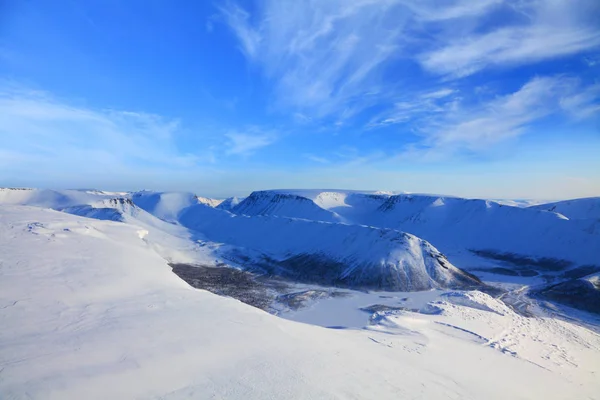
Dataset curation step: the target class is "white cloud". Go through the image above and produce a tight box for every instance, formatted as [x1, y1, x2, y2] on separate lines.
[225, 130, 276, 155]
[419, 0, 600, 77]
[432, 77, 564, 148]
[220, 0, 410, 120]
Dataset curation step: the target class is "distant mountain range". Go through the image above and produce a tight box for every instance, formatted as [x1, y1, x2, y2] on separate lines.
[1, 187, 598, 295]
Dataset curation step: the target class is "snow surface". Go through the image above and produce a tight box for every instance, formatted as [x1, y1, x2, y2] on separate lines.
[2, 205, 598, 399]
[279, 288, 600, 388]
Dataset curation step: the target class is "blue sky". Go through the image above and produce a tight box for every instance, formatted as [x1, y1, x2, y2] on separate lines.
[1, 0, 599, 199]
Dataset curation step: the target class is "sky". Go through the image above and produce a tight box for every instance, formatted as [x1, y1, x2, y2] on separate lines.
[1, 0, 599, 199]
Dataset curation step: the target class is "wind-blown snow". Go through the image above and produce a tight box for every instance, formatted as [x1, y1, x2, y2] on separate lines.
[131, 191, 200, 222]
[1, 205, 596, 399]
[216, 196, 245, 211]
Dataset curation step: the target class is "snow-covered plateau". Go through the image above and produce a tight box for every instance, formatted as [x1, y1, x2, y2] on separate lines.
[1, 187, 599, 399]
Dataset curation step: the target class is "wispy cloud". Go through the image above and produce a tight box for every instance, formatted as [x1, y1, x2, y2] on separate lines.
[418, 0, 600, 77]
[221, 0, 600, 123]
[400, 0, 502, 21]
[559, 83, 600, 120]
[304, 154, 330, 164]
[225, 129, 276, 155]
[220, 0, 408, 120]
[429, 77, 565, 149]
[219, 2, 261, 58]
[368, 87, 460, 128]
[383, 76, 600, 159]
[421, 88, 457, 100]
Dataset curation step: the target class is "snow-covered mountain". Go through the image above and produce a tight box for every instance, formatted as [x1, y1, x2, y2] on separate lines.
[179, 204, 480, 291]
[234, 189, 392, 223]
[368, 194, 599, 266]
[232, 190, 345, 223]
[229, 190, 600, 267]
[5, 188, 599, 270]
[530, 197, 600, 221]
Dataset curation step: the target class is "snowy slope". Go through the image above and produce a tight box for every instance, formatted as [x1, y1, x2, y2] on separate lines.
[0, 187, 120, 209]
[62, 197, 219, 266]
[1, 205, 595, 399]
[530, 197, 600, 220]
[281, 288, 600, 388]
[179, 204, 480, 291]
[0, 190, 210, 263]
